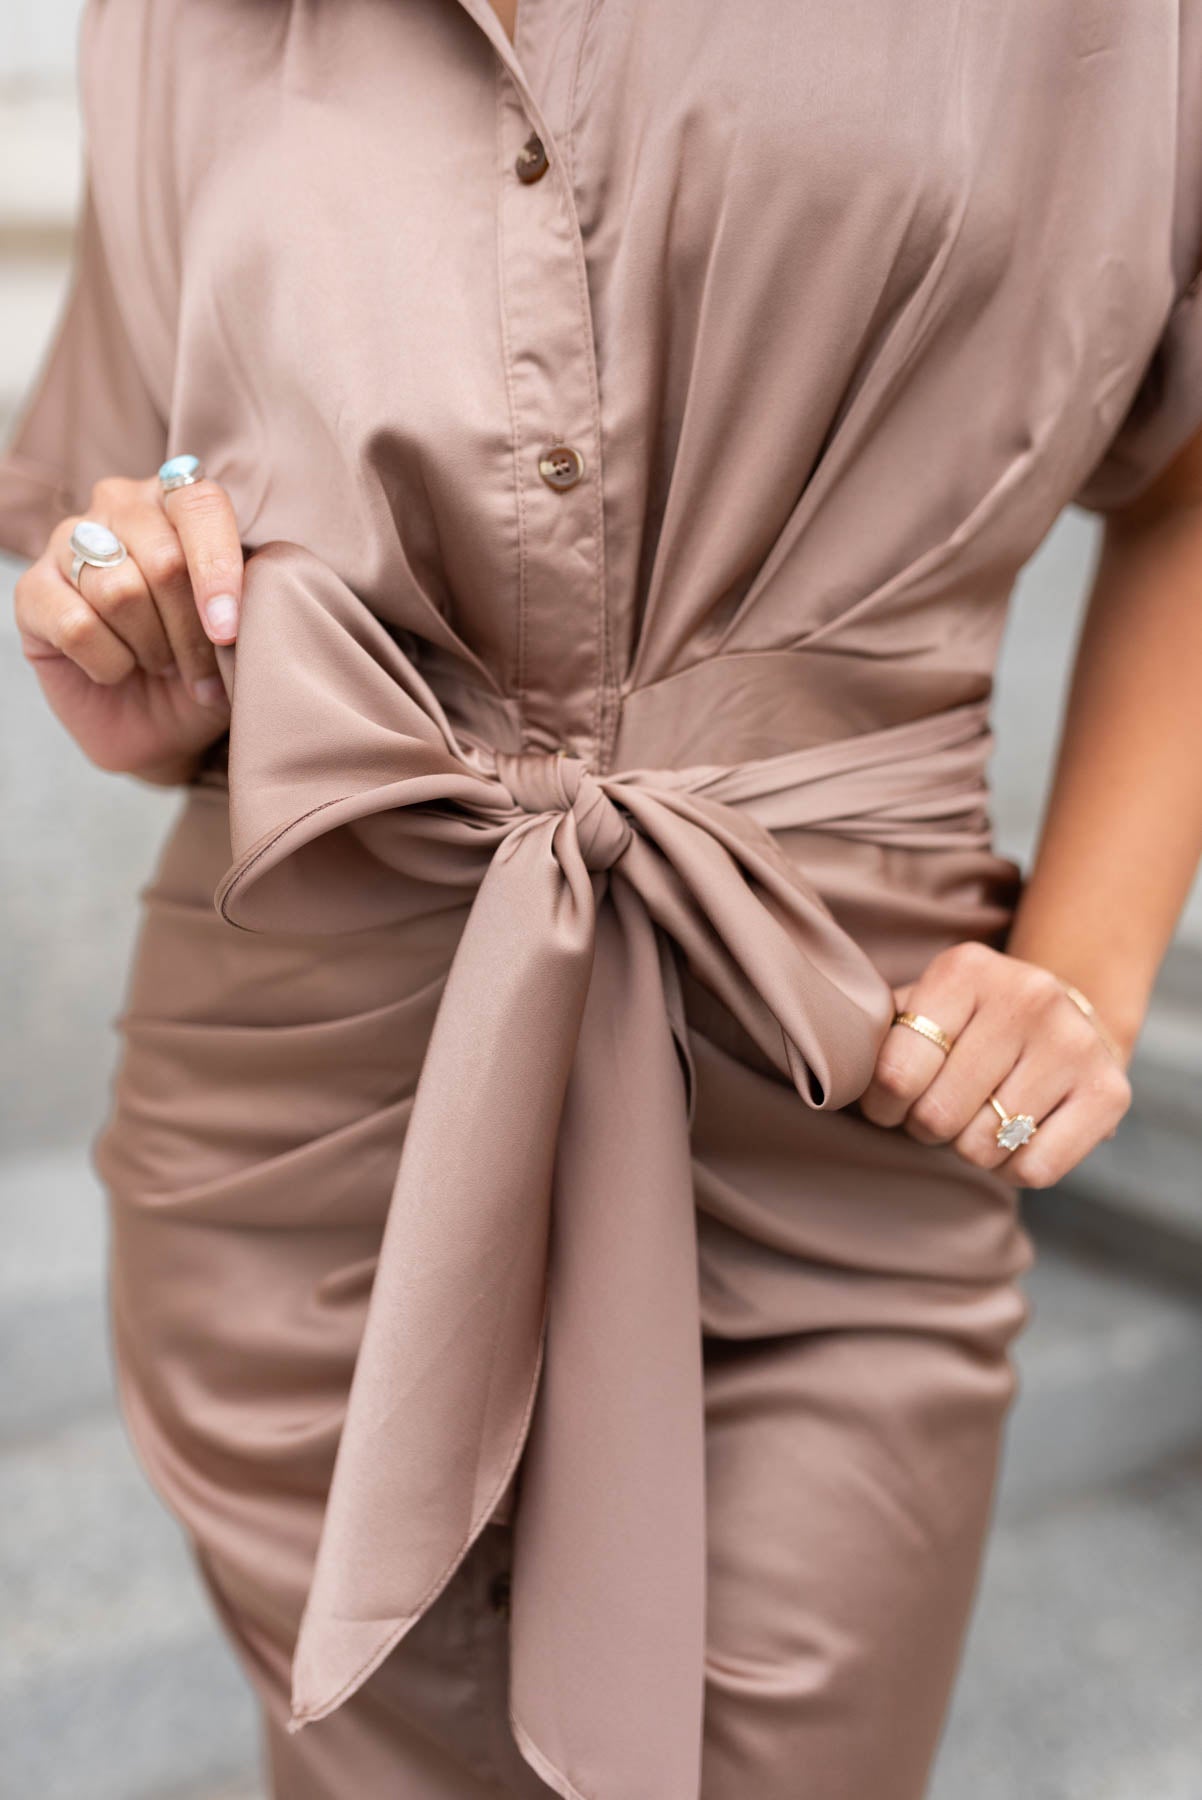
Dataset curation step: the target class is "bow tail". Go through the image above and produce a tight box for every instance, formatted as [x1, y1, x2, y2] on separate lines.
[288, 821, 599, 1729]
[509, 879, 708, 1800]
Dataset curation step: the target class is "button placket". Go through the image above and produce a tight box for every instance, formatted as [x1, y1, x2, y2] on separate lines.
[491, 55, 611, 765]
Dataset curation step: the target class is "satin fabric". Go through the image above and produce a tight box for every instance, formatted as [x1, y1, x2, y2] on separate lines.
[198, 542, 1008, 1797]
[4, 2, 1202, 1795]
[99, 746, 1035, 1800]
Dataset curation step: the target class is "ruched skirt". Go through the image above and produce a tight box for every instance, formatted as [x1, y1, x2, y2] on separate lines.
[95, 757, 1034, 1800]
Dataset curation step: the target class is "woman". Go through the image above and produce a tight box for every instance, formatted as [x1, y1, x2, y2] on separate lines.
[3, 2, 1202, 1795]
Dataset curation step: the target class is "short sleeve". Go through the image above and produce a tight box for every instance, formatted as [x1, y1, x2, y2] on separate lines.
[1073, 11, 1202, 514]
[1072, 273, 1202, 513]
[0, 170, 168, 563]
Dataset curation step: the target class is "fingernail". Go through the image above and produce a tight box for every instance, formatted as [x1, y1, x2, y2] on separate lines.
[155, 661, 180, 680]
[204, 594, 239, 639]
[191, 674, 228, 709]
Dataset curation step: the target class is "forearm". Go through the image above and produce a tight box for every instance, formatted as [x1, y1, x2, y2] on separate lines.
[1005, 497, 1202, 1060]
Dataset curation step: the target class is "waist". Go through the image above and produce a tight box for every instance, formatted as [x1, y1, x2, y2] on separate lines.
[414, 641, 993, 773]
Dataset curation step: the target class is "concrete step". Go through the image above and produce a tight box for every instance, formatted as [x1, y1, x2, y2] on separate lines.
[1023, 939, 1202, 1291]
[0, 1412, 262, 1800]
[932, 1445, 1202, 1800]
[996, 1232, 1202, 1519]
[0, 1152, 261, 1797]
[0, 1146, 112, 1441]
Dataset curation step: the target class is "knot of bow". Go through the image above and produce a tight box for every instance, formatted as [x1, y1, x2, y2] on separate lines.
[494, 748, 634, 871]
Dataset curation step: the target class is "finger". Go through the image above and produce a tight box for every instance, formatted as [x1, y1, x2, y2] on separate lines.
[951, 991, 1130, 1170]
[52, 515, 176, 676]
[983, 1053, 1131, 1188]
[908, 952, 1104, 1147]
[15, 552, 136, 686]
[1004, 1079, 1131, 1189]
[112, 488, 225, 705]
[859, 1028, 947, 1128]
[161, 476, 243, 643]
[901, 1004, 1027, 1145]
[952, 1047, 1075, 1175]
[859, 954, 983, 1128]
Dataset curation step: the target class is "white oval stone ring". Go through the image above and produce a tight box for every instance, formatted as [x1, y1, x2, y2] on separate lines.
[68, 519, 128, 590]
[988, 1093, 1039, 1153]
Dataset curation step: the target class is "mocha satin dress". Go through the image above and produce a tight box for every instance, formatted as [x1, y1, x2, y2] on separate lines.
[4, 3, 1202, 1796]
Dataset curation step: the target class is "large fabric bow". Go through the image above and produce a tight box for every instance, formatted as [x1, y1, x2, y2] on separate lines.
[213, 542, 987, 1800]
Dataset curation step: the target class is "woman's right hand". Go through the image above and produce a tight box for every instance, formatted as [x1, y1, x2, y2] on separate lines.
[13, 471, 244, 785]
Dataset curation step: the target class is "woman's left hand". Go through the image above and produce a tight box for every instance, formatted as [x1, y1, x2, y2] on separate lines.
[858, 941, 1133, 1186]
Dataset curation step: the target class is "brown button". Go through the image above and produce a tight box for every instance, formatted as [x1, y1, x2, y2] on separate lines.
[488, 1569, 512, 1616]
[538, 443, 585, 491]
[515, 134, 549, 183]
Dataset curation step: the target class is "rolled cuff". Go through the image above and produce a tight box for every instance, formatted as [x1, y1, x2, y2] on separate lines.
[1074, 274, 1202, 514]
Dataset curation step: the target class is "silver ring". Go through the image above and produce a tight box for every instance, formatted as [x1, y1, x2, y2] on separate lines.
[67, 520, 128, 591]
[158, 453, 205, 493]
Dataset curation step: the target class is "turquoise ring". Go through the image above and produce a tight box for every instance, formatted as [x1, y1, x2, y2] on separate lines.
[158, 453, 205, 493]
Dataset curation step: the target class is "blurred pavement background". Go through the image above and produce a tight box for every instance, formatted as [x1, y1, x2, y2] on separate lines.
[2, 7, 1201, 1797]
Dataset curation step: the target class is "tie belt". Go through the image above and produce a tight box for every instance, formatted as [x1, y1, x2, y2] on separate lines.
[213, 542, 996, 1800]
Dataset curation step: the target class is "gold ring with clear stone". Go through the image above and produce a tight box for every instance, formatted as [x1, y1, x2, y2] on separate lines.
[988, 1094, 1038, 1152]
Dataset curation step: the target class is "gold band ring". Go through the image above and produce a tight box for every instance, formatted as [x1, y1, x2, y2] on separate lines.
[892, 1011, 955, 1055]
[988, 1094, 1039, 1152]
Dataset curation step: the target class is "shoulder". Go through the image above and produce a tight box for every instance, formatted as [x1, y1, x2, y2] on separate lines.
[77, 0, 184, 178]
[79, 1, 268, 150]
[73, 0, 207, 412]
[78, 0, 285, 185]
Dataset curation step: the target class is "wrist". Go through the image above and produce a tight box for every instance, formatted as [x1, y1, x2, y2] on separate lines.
[1003, 931, 1146, 1065]
[129, 750, 204, 788]
[1053, 976, 1135, 1068]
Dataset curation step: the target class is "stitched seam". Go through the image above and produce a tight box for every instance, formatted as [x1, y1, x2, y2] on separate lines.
[535, 0, 610, 769]
[495, 70, 531, 734]
[563, 0, 601, 193]
[216, 795, 358, 925]
[578, 0, 614, 768]
[555, 123, 611, 768]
